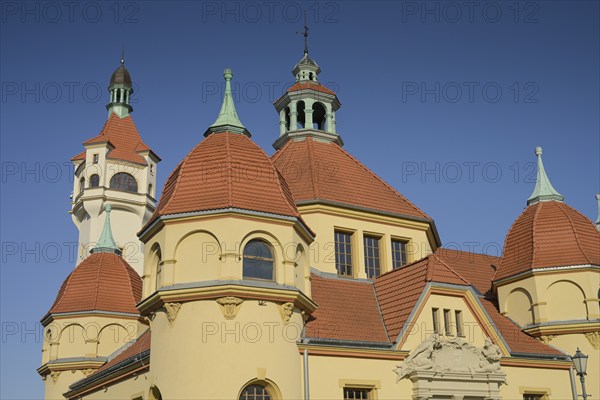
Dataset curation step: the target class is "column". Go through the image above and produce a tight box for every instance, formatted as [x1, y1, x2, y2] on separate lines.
[290, 101, 298, 131]
[279, 109, 287, 136]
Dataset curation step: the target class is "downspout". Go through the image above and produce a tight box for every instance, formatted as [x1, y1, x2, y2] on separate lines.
[569, 367, 578, 400]
[303, 348, 310, 400]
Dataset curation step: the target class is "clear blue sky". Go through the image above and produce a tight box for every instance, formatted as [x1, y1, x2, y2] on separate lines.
[1, 1, 598, 398]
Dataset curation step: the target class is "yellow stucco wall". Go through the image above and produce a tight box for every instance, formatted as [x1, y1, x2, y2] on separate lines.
[298, 204, 435, 278]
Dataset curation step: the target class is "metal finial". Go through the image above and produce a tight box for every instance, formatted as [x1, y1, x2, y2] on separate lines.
[296, 11, 309, 55]
[121, 48, 125, 65]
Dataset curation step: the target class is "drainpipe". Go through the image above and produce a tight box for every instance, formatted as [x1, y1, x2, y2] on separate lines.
[303, 348, 310, 400]
[569, 367, 578, 400]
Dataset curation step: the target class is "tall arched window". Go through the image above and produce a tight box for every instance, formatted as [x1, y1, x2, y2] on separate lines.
[243, 240, 274, 280]
[79, 177, 85, 194]
[109, 173, 137, 193]
[89, 174, 100, 188]
[240, 384, 272, 400]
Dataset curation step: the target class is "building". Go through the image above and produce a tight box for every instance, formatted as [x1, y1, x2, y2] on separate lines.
[38, 47, 600, 400]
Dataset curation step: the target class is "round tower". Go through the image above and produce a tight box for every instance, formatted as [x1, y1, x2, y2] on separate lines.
[494, 147, 600, 398]
[137, 70, 315, 399]
[38, 206, 146, 399]
[70, 55, 160, 275]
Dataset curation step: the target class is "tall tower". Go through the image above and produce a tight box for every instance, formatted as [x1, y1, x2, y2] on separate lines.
[69, 56, 160, 275]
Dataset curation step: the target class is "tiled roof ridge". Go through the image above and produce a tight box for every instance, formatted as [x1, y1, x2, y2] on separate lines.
[158, 137, 205, 215]
[306, 138, 319, 198]
[371, 284, 391, 341]
[530, 202, 543, 270]
[92, 253, 103, 310]
[555, 201, 592, 265]
[375, 254, 428, 280]
[120, 256, 142, 308]
[334, 142, 429, 219]
[270, 139, 290, 163]
[429, 253, 471, 285]
[48, 271, 74, 315]
[225, 133, 233, 207]
[242, 134, 300, 217]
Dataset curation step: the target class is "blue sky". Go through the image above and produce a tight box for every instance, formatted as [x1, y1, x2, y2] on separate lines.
[1, 1, 599, 398]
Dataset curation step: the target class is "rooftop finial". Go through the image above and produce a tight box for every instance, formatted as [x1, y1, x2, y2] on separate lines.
[527, 146, 564, 206]
[595, 194, 600, 231]
[91, 204, 122, 255]
[296, 11, 309, 55]
[204, 69, 250, 137]
[121, 48, 125, 65]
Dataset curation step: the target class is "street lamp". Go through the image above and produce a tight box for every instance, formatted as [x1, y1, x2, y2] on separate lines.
[572, 348, 590, 400]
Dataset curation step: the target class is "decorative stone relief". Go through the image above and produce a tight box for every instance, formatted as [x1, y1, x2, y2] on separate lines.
[81, 368, 96, 377]
[279, 302, 294, 324]
[585, 332, 600, 349]
[539, 335, 556, 344]
[395, 335, 505, 381]
[164, 302, 182, 326]
[216, 297, 244, 320]
[50, 371, 61, 383]
[395, 335, 506, 400]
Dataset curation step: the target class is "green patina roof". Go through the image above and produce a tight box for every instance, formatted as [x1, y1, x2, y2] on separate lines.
[204, 69, 250, 137]
[527, 147, 564, 206]
[91, 204, 122, 255]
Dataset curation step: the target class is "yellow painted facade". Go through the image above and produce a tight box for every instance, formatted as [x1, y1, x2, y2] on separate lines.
[39, 55, 599, 400]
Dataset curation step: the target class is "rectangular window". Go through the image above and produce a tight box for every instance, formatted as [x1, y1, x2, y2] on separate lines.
[455, 310, 464, 337]
[363, 235, 381, 278]
[391, 239, 408, 269]
[444, 309, 452, 336]
[92, 154, 99, 164]
[150, 164, 154, 175]
[432, 308, 440, 334]
[343, 388, 371, 400]
[523, 394, 545, 400]
[335, 231, 353, 276]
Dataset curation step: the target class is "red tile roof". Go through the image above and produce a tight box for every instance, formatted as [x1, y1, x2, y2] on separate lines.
[374, 253, 469, 342]
[44, 252, 142, 318]
[435, 248, 500, 296]
[308, 249, 561, 356]
[480, 299, 563, 356]
[306, 274, 389, 343]
[73, 113, 158, 166]
[146, 132, 302, 227]
[272, 138, 430, 220]
[93, 329, 151, 375]
[497, 201, 600, 281]
[287, 82, 336, 95]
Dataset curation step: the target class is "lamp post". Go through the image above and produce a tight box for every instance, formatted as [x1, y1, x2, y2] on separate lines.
[572, 348, 589, 400]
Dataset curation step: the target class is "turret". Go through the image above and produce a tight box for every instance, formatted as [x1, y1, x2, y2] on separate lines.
[70, 54, 160, 274]
[38, 205, 145, 399]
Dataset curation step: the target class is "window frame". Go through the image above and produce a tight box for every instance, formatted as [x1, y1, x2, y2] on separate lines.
[92, 153, 99, 164]
[334, 229, 354, 277]
[443, 308, 453, 336]
[363, 234, 382, 278]
[391, 238, 409, 269]
[432, 307, 440, 334]
[455, 310, 464, 337]
[242, 239, 275, 281]
[343, 387, 373, 400]
[89, 174, 100, 188]
[109, 172, 138, 193]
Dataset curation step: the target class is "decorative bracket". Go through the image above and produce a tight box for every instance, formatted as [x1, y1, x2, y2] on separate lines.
[164, 302, 182, 326]
[279, 302, 294, 324]
[216, 297, 244, 320]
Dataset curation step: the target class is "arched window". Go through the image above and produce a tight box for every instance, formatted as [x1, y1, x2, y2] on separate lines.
[240, 384, 272, 400]
[296, 101, 305, 129]
[109, 173, 137, 193]
[243, 240, 274, 280]
[79, 177, 85, 194]
[312, 102, 327, 130]
[89, 174, 100, 188]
